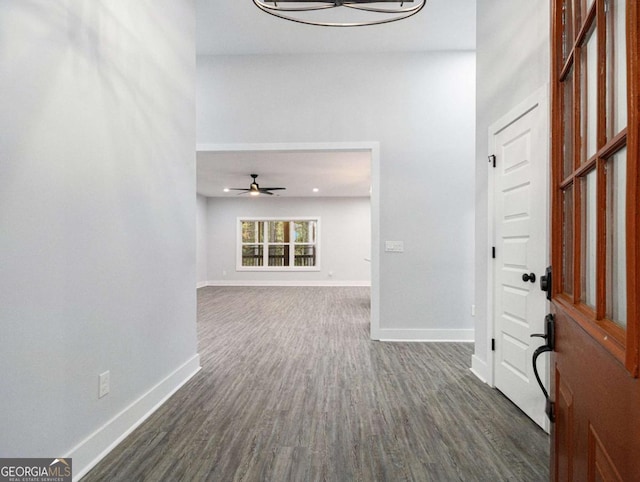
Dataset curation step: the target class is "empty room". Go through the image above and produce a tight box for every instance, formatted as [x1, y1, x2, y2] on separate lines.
[1, 1, 638, 481]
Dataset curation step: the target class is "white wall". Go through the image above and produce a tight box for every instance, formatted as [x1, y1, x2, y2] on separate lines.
[198, 52, 476, 340]
[474, 1, 550, 379]
[204, 196, 371, 285]
[197, 194, 209, 286]
[0, 1, 199, 477]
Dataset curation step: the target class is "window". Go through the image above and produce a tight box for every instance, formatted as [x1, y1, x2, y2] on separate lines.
[237, 218, 320, 271]
[551, 0, 639, 371]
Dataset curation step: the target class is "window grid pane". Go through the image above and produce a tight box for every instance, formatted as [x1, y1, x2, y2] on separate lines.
[242, 221, 264, 244]
[606, 0, 627, 138]
[582, 25, 598, 161]
[242, 245, 264, 267]
[606, 148, 627, 326]
[580, 171, 597, 308]
[563, 185, 575, 296]
[294, 246, 316, 267]
[294, 221, 316, 243]
[563, 69, 575, 180]
[269, 221, 290, 243]
[562, 0, 574, 61]
[268, 245, 290, 267]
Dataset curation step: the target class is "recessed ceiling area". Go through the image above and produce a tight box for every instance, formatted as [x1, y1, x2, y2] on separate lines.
[197, 150, 371, 198]
[196, 0, 476, 56]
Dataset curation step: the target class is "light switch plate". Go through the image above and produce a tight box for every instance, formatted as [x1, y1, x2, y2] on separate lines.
[99, 371, 110, 398]
[385, 241, 404, 253]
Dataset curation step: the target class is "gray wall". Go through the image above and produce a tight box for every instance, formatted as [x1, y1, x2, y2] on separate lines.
[0, 0, 198, 475]
[204, 197, 371, 285]
[197, 194, 209, 285]
[474, 1, 550, 377]
[197, 52, 476, 340]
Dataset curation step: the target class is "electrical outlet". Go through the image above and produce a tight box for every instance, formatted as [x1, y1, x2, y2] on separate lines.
[222, 270, 227, 276]
[471, 304, 476, 316]
[99, 371, 110, 398]
[328, 271, 333, 277]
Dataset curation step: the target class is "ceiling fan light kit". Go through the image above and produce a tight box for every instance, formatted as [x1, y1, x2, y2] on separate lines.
[252, 0, 427, 27]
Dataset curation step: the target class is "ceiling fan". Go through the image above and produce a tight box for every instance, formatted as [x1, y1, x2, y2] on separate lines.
[228, 174, 286, 196]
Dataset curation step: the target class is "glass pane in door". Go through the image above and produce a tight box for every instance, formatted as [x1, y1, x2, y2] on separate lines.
[582, 25, 599, 160]
[563, 185, 575, 296]
[581, 170, 597, 308]
[584, 0, 596, 14]
[562, 0, 574, 61]
[606, 148, 627, 326]
[563, 69, 575, 179]
[606, 0, 627, 137]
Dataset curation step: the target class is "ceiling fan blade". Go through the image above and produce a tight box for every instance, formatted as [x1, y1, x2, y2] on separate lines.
[260, 187, 286, 191]
[228, 188, 250, 191]
[261, 190, 274, 195]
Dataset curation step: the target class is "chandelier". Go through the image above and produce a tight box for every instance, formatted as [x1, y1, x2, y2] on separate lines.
[252, 1, 427, 27]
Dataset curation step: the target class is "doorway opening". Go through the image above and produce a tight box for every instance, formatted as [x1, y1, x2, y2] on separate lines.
[195, 141, 381, 339]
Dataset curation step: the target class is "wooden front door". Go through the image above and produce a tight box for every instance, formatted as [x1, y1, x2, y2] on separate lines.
[550, 0, 640, 480]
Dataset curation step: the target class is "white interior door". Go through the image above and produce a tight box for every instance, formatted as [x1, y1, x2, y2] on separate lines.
[491, 98, 549, 431]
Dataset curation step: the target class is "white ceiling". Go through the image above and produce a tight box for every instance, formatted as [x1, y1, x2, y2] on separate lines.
[195, 1, 476, 198]
[197, 149, 372, 197]
[196, 0, 476, 56]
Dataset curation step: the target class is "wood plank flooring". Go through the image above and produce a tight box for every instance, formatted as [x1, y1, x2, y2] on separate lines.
[82, 287, 549, 481]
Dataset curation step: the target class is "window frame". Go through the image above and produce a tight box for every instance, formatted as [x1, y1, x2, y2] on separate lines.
[551, 0, 640, 374]
[236, 217, 321, 272]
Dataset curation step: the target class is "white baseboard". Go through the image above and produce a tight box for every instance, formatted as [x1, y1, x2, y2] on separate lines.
[196, 281, 208, 289]
[375, 328, 474, 342]
[470, 354, 489, 383]
[69, 354, 201, 481]
[200, 280, 371, 287]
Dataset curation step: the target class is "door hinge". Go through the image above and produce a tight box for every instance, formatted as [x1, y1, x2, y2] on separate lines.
[488, 154, 496, 168]
[491, 338, 496, 351]
[492, 247, 496, 259]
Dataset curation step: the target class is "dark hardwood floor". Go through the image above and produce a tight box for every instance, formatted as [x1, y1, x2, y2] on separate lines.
[82, 286, 549, 481]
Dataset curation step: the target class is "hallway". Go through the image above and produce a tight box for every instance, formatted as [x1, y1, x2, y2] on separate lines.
[83, 287, 549, 481]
